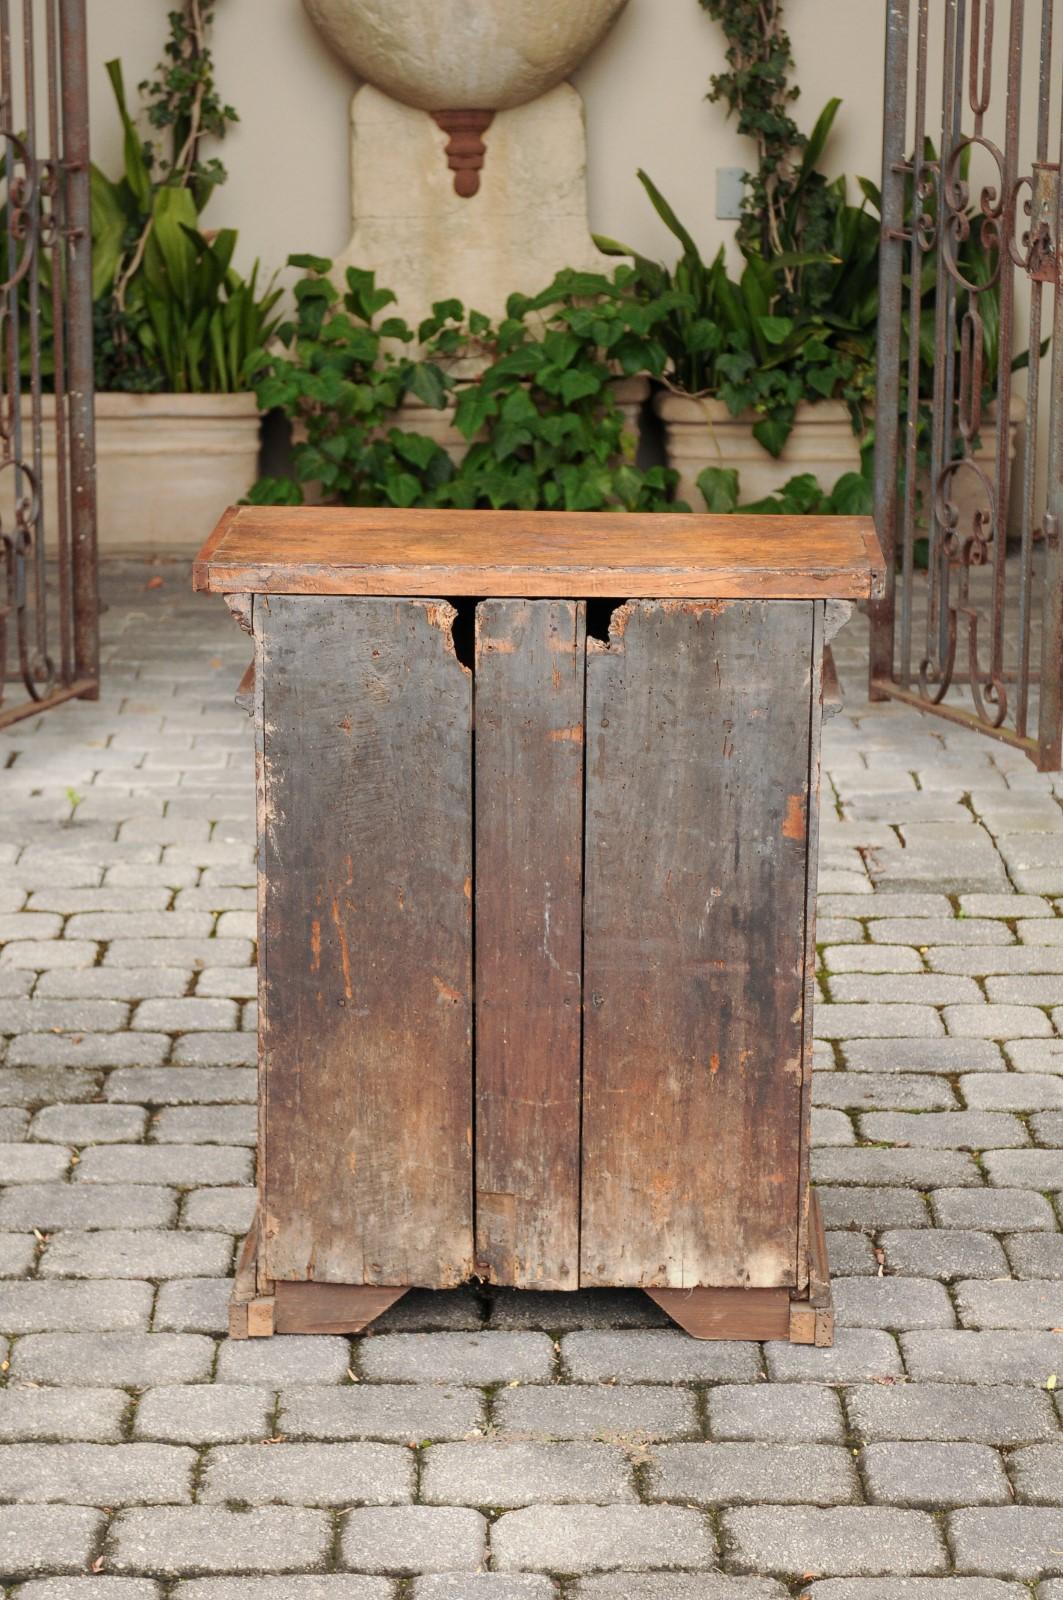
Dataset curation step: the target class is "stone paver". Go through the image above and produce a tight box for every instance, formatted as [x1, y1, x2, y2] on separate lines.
[706, 1383, 845, 1442]
[844, 1381, 1058, 1444]
[0, 1505, 104, 1575]
[647, 1441, 859, 1504]
[0, 1385, 129, 1442]
[134, 1385, 274, 1443]
[860, 1441, 1010, 1506]
[495, 1382, 697, 1441]
[721, 1505, 948, 1576]
[108, 1507, 332, 1575]
[279, 1383, 485, 1442]
[339, 1506, 487, 1573]
[949, 1506, 1063, 1579]
[422, 1440, 635, 1506]
[3, 567, 1063, 1589]
[491, 1505, 715, 1572]
[200, 1441, 414, 1505]
[0, 1441, 195, 1503]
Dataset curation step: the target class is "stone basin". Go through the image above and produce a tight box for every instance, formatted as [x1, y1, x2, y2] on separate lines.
[301, 0, 629, 111]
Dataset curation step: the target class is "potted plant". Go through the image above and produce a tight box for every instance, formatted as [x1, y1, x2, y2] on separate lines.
[248, 258, 679, 513]
[23, 3, 280, 549]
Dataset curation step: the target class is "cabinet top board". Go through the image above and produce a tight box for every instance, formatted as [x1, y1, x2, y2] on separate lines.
[194, 506, 884, 600]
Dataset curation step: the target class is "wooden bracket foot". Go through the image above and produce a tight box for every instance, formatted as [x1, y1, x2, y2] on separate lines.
[646, 1191, 833, 1344]
[228, 1214, 407, 1338]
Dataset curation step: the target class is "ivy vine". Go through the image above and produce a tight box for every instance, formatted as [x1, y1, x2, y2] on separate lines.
[698, 0, 804, 259]
[138, 2, 238, 209]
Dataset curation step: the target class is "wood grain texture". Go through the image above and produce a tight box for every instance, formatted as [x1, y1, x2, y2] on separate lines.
[273, 1281, 407, 1334]
[257, 595, 473, 1287]
[795, 605, 826, 1293]
[194, 506, 884, 600]
[580, 599, 814, 1290]
[474, 600, 585, 1289]
[646, 1286, 792, 1341]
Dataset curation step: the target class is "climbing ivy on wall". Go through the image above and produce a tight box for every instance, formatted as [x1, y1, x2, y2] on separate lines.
[698, 0, 851, 321]
[698, 0, 805, 258]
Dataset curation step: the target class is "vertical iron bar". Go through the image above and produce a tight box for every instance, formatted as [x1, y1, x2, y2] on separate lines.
[22, 0, 47, 680]
[899, 0, 930, 690]
[869, 0, 911, 697]
[1036, 28, 1063, 770]
[1016, 0, 1054, 740]
[987, 0, 1023, 689]
[1, 0, 24, 551]
[45, 0, 71, 684]
[57, 0, 96, 695]
[926, 0, 960, 677]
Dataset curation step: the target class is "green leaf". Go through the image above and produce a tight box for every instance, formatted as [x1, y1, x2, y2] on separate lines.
[389, 429, 442, 471]
[105, 59, 152, 210]
[454, 385, 495, 439]
[89, 165, 127, 299]
[797, 98, 842, 185]
[592, 232, 634, 257]
[696, 466, 739, 513]
[384, 470, 423, 508]
[753, 412, 794, 457]
[289, 252, 333, 275]
[405, 362, 447, 409]
[344, 266, 396, 323]
[245, 475, 304, 506]
[829, 470, 874, 514]
[758, 315, 794, 346]
[636, 170, 703, 262]
[559, 369, 602, 405]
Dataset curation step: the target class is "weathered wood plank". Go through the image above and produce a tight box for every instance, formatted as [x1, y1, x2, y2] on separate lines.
[257, 595, 473, 1287]
[580, 599, 814, 1290]
[646, 1286, 792, 1341]
[193, 506, 884, 601]
[474, 600, 585, 1289]
[273, 1281, 407, 1335]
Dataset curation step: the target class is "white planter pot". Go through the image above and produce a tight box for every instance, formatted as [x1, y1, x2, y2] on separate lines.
[19, 393, 261, 552]
[655, 392, 861, 509]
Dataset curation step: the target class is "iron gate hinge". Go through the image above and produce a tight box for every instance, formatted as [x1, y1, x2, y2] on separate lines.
[1028, 163, 1060, 284]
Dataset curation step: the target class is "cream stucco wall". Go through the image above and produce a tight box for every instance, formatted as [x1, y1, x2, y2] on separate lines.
[81, 0, 1058, 496]
[83, 0, 891, 283]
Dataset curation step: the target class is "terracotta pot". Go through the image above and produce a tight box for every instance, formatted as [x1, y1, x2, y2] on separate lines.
[17, 392, 261, 552]
[654, 393, 862, 509]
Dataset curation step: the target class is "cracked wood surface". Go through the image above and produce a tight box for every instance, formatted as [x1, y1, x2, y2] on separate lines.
[255, 595, 474, 1286]
[193, 506, 884, 600]
[580, 599, 816, 1289]
[473, 600, 585, 1290]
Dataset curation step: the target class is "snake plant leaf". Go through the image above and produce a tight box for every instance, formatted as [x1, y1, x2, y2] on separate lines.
[104, 59, 152, 210]
[796, 98, 842, 187]
[89, 165, 128, 300]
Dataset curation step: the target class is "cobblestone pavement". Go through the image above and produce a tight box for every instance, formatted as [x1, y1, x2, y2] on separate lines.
[1, 561, 1062, 1598]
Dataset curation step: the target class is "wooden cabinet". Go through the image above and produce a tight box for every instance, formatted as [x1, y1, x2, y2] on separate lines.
[195, 507, 882, 1342]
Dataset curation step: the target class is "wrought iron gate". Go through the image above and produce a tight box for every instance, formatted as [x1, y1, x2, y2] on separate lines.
[870, 0, 1063, 769]
[0, 0, 97, 729]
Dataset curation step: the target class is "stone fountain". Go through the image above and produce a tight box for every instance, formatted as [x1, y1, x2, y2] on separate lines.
[302, 0, 629, 334]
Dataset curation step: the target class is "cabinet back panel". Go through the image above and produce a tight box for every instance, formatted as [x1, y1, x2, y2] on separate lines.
[474, 599, 585, 1289]
[257, 595, 474, 1286]
[580, 599, 814, 1289]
